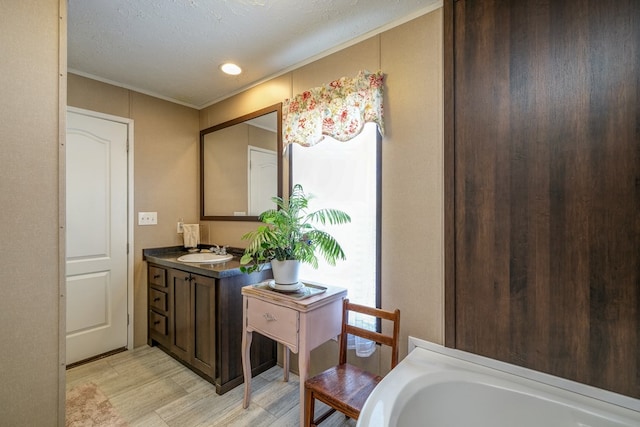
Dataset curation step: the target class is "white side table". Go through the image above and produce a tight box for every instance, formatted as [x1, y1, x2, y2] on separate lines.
[241, 283, 347, 427]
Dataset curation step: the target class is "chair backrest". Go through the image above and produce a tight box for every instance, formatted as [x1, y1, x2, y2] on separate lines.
[337, 299, 401, 368]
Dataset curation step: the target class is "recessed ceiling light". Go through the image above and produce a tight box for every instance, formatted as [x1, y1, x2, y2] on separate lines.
[220, 63, 242, 75]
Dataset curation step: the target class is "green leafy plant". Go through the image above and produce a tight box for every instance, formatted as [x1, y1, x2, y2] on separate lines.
[240, 184, 351, 274]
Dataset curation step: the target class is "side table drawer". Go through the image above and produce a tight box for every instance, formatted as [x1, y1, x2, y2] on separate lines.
[247, 298, 299, 349]
[149, 288, 167, 312]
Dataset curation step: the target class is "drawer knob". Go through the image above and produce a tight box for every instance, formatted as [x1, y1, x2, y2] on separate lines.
[153, 274, 161, 279]
[153, 297, 161, 302]
[263, 313, 277, 322]
[154, 320, 161, 325]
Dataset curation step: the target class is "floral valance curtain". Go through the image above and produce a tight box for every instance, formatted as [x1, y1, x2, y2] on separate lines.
[282, 70, 385, 147]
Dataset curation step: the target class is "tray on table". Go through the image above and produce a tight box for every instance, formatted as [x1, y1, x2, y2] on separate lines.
[250, 281, 327, 300]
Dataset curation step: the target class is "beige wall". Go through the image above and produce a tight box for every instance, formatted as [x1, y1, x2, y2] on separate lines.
[381, 8, 444, 355]
[68, 74, 200, 347]
[201, 10, 444, 362]
[0, 1, 65, 425]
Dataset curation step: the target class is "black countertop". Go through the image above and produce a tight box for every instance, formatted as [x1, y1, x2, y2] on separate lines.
[143, 246, 271, 279]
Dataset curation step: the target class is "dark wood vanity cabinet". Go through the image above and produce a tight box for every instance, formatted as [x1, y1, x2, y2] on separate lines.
[147, 263, 276, 394]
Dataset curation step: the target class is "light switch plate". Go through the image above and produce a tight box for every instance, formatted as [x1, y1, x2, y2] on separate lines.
[138, 212, 157, 225]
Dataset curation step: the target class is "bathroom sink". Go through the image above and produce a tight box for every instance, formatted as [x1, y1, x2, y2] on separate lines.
[177, 253, 233, 263]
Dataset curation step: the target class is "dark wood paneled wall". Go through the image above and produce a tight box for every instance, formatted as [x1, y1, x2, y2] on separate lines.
[445, 0, 640, 398]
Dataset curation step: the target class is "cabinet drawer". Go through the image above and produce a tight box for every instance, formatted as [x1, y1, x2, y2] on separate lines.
[149, 266, 166, 288]
[149, 288, 167, 312]
[247, 298, 298, 349]
[149, 310, 167, 336]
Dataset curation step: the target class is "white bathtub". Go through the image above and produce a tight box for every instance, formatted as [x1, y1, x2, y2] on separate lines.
[357, 337, 640, 427]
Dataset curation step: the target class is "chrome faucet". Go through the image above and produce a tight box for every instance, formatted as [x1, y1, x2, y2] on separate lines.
[210, 244, 227, 255]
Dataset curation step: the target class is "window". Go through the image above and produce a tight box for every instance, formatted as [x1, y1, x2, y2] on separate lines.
[291, 122, 380, 308]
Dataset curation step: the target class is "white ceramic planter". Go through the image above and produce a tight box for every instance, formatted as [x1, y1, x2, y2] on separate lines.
[270, 259, 301, 286]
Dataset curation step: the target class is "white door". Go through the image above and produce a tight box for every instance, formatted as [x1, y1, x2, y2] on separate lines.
[66, 110, 129, 364]
[248, 146, 277, 215]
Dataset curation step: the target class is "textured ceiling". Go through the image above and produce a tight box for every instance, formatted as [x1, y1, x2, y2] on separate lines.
[68, 0, 439, 109]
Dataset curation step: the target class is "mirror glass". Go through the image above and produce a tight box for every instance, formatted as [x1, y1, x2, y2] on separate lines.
[200, 103, 282, 221]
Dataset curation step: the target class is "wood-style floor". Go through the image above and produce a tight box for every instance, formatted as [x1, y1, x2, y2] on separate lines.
[66, 345, 356, 427]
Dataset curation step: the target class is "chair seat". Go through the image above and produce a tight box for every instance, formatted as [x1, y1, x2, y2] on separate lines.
[305, 363, 382, 419]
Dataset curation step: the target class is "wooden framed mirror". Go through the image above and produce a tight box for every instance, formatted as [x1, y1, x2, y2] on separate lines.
[200, 103, 283, 221]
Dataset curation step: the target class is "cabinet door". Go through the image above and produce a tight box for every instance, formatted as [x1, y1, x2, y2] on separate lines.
[191, 274, 216, 377]
[169, 269, 191, 361]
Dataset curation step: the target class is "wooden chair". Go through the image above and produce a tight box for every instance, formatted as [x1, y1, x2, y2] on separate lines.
[304, 299, 400, 426]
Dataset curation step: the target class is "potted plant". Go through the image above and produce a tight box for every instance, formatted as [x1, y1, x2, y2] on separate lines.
[240, 184, 351, 290]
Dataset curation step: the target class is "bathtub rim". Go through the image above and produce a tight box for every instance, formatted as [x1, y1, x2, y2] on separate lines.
[408, 336, 640, 414]
[357, 337, 639, 427]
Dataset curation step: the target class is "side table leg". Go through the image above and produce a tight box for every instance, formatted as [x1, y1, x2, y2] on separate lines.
[298, 341, 310, 427]
[283, 346, 290, 382]
[242, 329, 253, 408]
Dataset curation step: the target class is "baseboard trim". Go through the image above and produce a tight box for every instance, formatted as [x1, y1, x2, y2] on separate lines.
[66, 347, 127, 370]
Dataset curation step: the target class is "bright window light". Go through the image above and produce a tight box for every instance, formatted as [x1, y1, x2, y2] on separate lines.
[291, 123, 379, 308]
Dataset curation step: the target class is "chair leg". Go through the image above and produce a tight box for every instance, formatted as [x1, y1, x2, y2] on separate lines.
[304, 387, 315, 427]
[313, 407, 336, 425]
